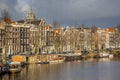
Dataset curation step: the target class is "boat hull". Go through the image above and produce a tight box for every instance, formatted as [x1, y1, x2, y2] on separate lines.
[50, 57, 65, 63]
[9, 68, 21, 73]
[0, 65, 8, 75]
[50, 60, 64, 63]
[35, 62, 49, 64]
[9, 61, 22, 74]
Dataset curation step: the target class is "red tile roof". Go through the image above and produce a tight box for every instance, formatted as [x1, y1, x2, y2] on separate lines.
[3, 18, 13, 24]
[107, 28, 115, 32]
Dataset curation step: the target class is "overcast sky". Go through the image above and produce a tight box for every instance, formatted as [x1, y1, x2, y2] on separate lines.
[0, 0, 120, 27]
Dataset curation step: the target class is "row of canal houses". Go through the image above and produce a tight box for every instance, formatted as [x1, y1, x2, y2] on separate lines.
[0, 8, 120, 61]
[58, 26, 120, 52]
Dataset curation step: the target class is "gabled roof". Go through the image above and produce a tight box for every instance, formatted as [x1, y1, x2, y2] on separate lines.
[45, 24, 52, 30]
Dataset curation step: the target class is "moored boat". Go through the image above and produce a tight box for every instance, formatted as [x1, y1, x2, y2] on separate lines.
[50, 57, 65, 63]
[9, 62, 22, 73]
[35, 60, 49, 64]
[109, 54, 114, 58]
[99, 52, 109, 58]
[0, 65, 8, 75]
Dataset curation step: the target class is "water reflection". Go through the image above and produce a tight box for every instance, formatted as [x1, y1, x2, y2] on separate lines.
[0, 58, 120, 80]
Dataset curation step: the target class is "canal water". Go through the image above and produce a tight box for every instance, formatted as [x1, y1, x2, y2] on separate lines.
[1, 58, 120, 80]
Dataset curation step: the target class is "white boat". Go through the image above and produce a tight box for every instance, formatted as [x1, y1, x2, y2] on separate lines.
[50, 57, 65, 63]
[9, 62, 22, 73]
[99, 52, 109, 58]
[109, 54, 114, 58]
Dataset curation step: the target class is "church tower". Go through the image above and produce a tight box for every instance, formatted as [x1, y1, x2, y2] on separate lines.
[25, 8, 36, 22]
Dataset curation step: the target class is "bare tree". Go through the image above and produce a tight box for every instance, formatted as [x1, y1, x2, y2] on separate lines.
[1, 9, 11, 19]
[53, 32, 61, 53]
[117, 24, 120, 32]
[115, 25, 120, 48]
[52, 21, 60, 28]
[90, 25, 98, 51]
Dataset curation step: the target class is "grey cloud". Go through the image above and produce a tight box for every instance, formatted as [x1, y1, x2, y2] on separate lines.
[0, 0, 120, 27]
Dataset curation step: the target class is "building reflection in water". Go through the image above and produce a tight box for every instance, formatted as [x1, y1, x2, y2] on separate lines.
[0, 58, 120, 80]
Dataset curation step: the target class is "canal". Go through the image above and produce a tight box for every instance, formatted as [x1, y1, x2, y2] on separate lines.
[1, 58, 120, 80]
